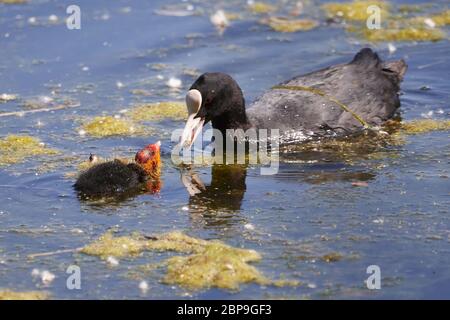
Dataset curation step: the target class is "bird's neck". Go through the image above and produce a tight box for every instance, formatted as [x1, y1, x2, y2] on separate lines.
[212, 109, 252, 136]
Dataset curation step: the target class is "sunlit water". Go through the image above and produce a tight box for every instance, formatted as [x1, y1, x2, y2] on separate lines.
[0, 0, 449, 299]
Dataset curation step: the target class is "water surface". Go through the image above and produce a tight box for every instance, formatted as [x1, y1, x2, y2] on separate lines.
[0, 0, 449, 299]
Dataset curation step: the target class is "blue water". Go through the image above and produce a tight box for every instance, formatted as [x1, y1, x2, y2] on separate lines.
[0, 0, 449, 299]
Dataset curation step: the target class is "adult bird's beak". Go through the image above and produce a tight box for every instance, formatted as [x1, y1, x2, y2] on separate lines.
[179, 89, 205, 149]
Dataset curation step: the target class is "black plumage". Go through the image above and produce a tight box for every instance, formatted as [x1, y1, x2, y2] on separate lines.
[74, 160, 147, 198]
[188, 48, 407, 143]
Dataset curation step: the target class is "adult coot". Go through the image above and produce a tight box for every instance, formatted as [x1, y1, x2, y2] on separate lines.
[74, 141, 161, 198]
[179, 48, 407, 147]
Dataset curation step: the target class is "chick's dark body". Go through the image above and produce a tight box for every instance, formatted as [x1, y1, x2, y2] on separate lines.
[74, 160, 147, 197]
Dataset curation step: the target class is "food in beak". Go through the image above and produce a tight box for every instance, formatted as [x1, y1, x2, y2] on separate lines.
[179, 89, 205, 149]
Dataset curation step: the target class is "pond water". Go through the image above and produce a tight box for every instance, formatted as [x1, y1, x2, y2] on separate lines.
[0, 0, 449, 299]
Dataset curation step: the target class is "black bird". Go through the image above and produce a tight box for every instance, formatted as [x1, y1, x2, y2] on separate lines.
[179, 48, 407, 147]
[74, 142, 161, 198]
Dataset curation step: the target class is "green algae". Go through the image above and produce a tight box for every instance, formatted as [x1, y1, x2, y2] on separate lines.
[163, 242, 267, 291]
[81, 116, 146, 137]
[320, 1, 448, 42]
[81, 232, 150, 259]
[331, 5, 449, 42]
[0, 135, 58, 166]
[82, 231, 299, 291]
[127, 101, 187, 122]
[428, 9, 450, 26]
[321, 252, 344, 263]
[398, 4, 427, 14]
[363, 27, 445, 42]
[0, 290, 49, 300]
[262, 17, 319, 32]
[248, 2, 276, 14]
[404, 10, 450, 27]
[322, 1, 390, 21]
[401, 119, 450, 135]
[0, 0, 27, 4]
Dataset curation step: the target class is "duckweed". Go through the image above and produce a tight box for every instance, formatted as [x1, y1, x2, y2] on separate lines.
[322, 1, 390, 21]
[0, 290, 49, 300]
[127, 101, 187, 122]
[402, 119, 450, 135]
[0, 135, 58, 166]
[262, 17, 319, 32]
[81, 116, 146, 137]
[248, 2, 276, 14]
[82, 231, 299, 291]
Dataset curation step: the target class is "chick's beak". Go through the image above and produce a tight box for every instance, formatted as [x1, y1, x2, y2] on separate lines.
[179, 89, 205, 149]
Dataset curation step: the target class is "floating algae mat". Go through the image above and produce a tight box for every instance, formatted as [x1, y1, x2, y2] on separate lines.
[0, 0, 27, 4]
[322, 1, 390, 21]
[0, 135, 58, 166]
[429, 9, 450, 26]
[401, 119, 450, 135]
[363, 26, 445, 42]
[81, 231, 299, 291]
[80, 116, 147, 138]
[261, 17, 319, 33]
[0, 290, 49, 300]
[127, 101, 187, 122]
[325, 3, 449, 42]
[248, 2, 277, 14]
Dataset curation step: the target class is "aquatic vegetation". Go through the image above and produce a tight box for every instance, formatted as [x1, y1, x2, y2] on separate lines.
[81, 232, 149, 259]
[322, 1, 390, 21]
[81, 231, 210, 259]
[401, 119, 450, 135]
[82, 231, 298, 291]
[0, 0, 26, 3]
[127, 101, 187, 122]
[321, 252, 343, 263]
[248, 2, 277, 14]
[163, 244, 266, 291]
[363, 27, 445, 42]
[0, 290, 49, 300]
[404, 10, 450, 28]
[81, 116, 146, 137]
[329, 5, 449, 42]
[398, 4, 427, 14]
[262, 17, 319, 32]
[429, 9, 450, 26]
[279, 126, 407, 165]
[0, 93, 17, 102]
[0, 135, 58, 166]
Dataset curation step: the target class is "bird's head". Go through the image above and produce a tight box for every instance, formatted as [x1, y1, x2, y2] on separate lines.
[135, 141, 161, 178]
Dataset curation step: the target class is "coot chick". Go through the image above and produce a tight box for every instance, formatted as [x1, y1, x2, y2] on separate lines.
[179, 48, 407, 147]
[74, 142, 161, 198]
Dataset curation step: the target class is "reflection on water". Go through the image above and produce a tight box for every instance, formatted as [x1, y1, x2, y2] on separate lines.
[181, 164, 247, 229]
